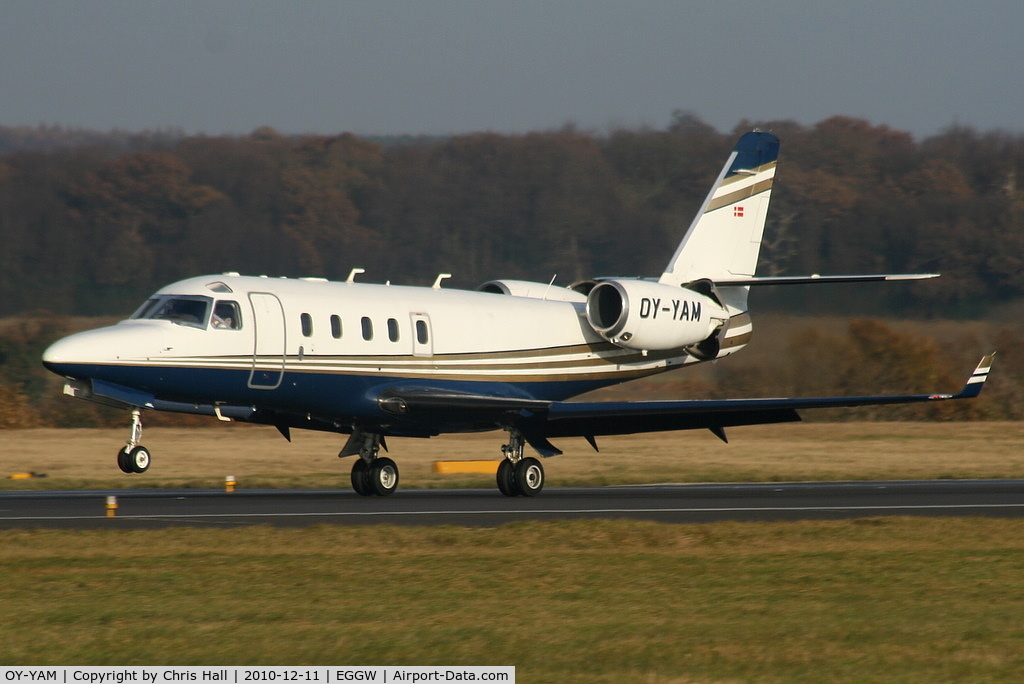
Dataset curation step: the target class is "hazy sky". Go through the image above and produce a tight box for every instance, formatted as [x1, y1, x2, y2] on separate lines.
[3, 1, 1022, 139]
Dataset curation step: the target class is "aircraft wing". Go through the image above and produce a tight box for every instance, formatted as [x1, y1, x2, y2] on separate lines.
[537, 353, 993, 445]
[380, 354, 993, 454]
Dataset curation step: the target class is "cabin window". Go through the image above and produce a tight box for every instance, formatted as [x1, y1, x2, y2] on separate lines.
[361, 317, 373, 341]
[212, 301, 242, 330]
[387, 318, 400, 342]
[300, 313, 313, 337]
[416, 319, 429, 345]
[330, 315, 343, 339]
[137, 296, 212, 329]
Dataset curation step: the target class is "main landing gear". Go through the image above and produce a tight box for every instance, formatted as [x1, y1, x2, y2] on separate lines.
[116, 408, 152, 474]
[344, 431, 399, 497]
[497, 430, 545, 497]
[340, 428, 545, 497]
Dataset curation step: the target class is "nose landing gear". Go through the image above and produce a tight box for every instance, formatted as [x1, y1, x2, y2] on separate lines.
[116, 408, 151, 474]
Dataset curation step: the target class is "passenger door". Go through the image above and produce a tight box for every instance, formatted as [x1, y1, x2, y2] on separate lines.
[248, 292, 286, 389]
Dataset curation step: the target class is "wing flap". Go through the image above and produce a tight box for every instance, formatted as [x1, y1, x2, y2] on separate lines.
[541, 402, 800, 438]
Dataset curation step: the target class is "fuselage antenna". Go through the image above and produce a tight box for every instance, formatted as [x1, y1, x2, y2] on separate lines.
[543, 274, 558, 300]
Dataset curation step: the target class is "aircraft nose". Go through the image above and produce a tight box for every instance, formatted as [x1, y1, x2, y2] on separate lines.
[42, 327, 121, 375]
[42, 333, 89, 373]
[43, 322, 176, 377]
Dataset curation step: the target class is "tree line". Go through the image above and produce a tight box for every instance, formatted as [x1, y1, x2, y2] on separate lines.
[2, 113, 1024, 318]
[3, 113, 1024, 427]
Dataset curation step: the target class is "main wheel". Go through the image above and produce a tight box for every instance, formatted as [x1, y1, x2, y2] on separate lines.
[369, 457, 399, 496]
[497, 459, 517, 496]
[127, 445, 151, 474]
[514, 457, 544, 497]
[351, 459, 373, 496]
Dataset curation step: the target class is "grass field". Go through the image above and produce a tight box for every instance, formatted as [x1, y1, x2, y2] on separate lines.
[3, 422, 1024, 490]
[1, 519, 1023, 681]
[3, 423, 1024, 680]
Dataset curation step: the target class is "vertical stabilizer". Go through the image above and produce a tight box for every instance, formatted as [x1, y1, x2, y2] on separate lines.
[659, 132, 779, 287]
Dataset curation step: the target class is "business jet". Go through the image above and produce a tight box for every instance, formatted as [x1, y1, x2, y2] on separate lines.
[41, 131, 993, 497]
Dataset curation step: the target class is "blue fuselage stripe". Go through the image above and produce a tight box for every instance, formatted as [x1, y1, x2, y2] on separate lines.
[47, 361, 615, 426]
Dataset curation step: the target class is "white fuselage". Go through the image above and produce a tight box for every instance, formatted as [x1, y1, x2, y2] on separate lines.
[43, 273, 748, 435]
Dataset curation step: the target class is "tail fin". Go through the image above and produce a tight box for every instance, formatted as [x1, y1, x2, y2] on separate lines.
[659, 131, 779, 287]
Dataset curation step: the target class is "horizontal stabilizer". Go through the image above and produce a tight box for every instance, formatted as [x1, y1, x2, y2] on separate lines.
[715, 273, 940, 286]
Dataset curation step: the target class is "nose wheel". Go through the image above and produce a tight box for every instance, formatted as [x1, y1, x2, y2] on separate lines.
[117, 445, 151, 473]
[116, 408, 152, 474]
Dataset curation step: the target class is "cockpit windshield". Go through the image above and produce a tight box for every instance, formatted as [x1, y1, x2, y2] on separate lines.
[131, 298, 163, 320]
[131, 296, 212, 328]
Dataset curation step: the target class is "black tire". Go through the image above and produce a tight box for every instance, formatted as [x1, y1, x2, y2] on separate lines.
[351, 459, 373, 496]
[497, 459, 517, 496]
[127, 445, 151, 474]
[514, 457, 544, 497]
[369, 457, 399, 496]
[116, 447, 133, 474]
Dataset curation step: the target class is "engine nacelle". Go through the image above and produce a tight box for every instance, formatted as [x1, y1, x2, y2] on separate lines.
[585, 279, 728, 353]
[477, 279, 587, 303]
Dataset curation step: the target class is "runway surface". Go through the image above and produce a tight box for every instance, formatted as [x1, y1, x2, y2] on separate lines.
[2, 480, 1024, 528]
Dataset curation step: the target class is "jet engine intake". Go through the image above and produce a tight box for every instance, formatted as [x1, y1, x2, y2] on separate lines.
[585, 279, 728, 352]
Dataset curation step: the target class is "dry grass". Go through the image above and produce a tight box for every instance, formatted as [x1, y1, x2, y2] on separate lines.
[3, 422, 1024, 490]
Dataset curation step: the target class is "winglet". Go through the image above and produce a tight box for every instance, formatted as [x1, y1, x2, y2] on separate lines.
[947, 353, 995, 400]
